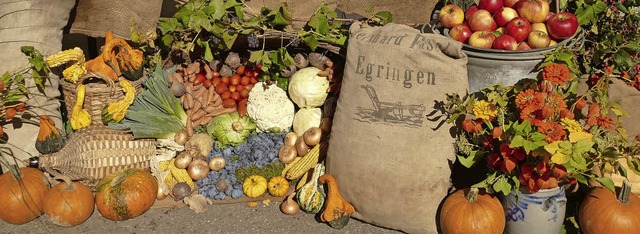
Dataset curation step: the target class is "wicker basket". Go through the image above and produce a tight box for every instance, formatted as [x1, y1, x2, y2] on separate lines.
[38, 125, 157, 187]
[60, 72, 144, 125]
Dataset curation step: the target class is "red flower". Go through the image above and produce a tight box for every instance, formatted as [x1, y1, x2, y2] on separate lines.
[542, 63, 572, 86]
[589, 73, 602, 86]
[575, 98, 587, 110]
[559, 109, 575, 119]
[537, 121, 566, 143]
[520, 105, 541, 125]
[520, 165, 539, 193]
[516, 89, 537, 110]
[586, 103, 616, 129]
[492, 127, 503, 139]
[461, 119, 482, 134]
[487, 153, 502, 170]
[553, 165, 568, 179]
[604, 66, 613, 75]
[536, 161, 549, 176]
[482, 137, 495, 150]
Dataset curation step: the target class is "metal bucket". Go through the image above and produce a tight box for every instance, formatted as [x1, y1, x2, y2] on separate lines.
[425, 25, 584, 93]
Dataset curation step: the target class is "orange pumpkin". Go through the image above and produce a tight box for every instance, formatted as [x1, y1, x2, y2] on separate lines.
[579, 180, 640, 234]
[43, 179, 95, 226]
[439, 188, 505, 234]
[95, 168, 157, 221]
[0, 167, 50, 224]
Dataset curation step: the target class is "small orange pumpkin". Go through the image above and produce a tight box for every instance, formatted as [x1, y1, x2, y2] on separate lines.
[267, 176, 290, 197]
[95, 168, 157, 221]
[439, 188, 505, 234]
[43, 178, 95, 226]
[0, 167, 50, 224]
[579, 180, 640, 234]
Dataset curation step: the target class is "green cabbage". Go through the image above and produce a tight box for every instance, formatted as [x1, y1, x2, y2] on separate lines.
[206, 112, 256, 148]
[288, 67, 329, 108]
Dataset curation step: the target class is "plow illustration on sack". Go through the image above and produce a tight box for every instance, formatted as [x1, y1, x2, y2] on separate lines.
[354, 85, 426, 128]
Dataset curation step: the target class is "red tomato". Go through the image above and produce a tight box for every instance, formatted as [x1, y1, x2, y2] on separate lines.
[236, 66, 245, 76]
[240, 76, 250, 86]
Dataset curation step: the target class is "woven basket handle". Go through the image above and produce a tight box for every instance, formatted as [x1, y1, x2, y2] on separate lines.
[77, 72, 117, 95]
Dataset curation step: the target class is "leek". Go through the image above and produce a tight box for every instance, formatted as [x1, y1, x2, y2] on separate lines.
[109, 67, 187, 139]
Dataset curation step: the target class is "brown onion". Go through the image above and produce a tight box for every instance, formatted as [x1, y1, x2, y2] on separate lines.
[284, 132, 298, 147]
[157, 184, 168, 200]
[294, 136, 309, 156]
[303, 127, 322, 147]
[278, 145, 297, 164]
[209, 156, 226, 171]
[188, 159, 210, 180]
[174, 151, 193, 169]
[280, 193, 300, 215]
[174, 129, 190, 145]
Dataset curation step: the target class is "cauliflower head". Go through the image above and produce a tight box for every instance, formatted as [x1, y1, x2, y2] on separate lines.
[247, 82, 295, 133]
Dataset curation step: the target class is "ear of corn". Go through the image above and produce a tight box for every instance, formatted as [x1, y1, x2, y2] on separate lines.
[102, 79, 136, 124]
[285, 142, 326, 180]
[296, 170, 310, 190]
[281, 156, 302, 177]
[159, 159, 195, 189]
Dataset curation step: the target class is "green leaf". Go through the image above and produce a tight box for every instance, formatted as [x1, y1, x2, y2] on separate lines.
[575, 1, 607, 26]
[493, 177, 512, 196]
[614, 50, 635, 68]
[222, 32, 238, 49]
[161, 34, 175, 47]
[510, 135, 525, 148]
[249, 50, 264, 64]
[204, 43, 213, 62]
[595, 177, 616, 193]
[309, 12, 329, 35]
[209, 0, 226, 20]
[271, 3, 293, 26]
[302, 35, 319, 51]
[457, 151, 481, 168]
[373, 11, 393, 24]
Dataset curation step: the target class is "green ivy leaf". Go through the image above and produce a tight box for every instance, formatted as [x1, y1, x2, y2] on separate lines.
[493, 177, 512, 196]
[373, 11, 393, 24]
[302, 35, 319, 51]
[614, 50, 635, 68]
[309, 11, 329, 35]
[510, 135, 525, 148]
[575, 1, 607, 26]
[457, 151, 481, 168]
[204, 43, 213, 62]
[222, 32, 238, 49]
[249, 50, 264, 64]
[208, 0, 226, 20]
[595, 177, 616, 193]
[272, 3, 292, 26]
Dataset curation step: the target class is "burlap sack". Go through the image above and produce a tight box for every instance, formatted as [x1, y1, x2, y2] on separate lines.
[0, 0, 75, 169]
[326, 23, 468, 233]
[70, 0, 162, 39]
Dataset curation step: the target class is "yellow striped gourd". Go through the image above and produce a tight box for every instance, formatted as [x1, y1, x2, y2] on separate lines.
[296, 163, 326, 213]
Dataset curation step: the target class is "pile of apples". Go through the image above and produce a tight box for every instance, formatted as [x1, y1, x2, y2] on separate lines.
[439, 0, 579, 50]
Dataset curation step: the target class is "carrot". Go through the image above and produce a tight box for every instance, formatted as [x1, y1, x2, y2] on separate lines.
[191, 109, 207, 123]
[185, 93, 194, 109]
[186, 116, 194, 137]
[192, 97, 202, 113]
[204, 104, 218, 113]
[206, 107, 235, 117]
[238, 99, 248, 117]
[206, 86, 216, 105]
[195, 115, 213, 126]
[204, 63, 213, 79]
[211, 96, 223, 107]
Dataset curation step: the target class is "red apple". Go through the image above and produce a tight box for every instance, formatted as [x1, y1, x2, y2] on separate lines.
[493, 34, 518, 50]
[505, 17, 532, 42]
[546, 12, 579, 39]
[449, 24, 473, 43]
[469, 31, 497, 49]
[479, 0, 504, 14]
[494, 7, 519, 27]
[469, 10, 498, 32]
[516, 0, 549, 23]
[465, 6, 479, 21]
[528, 30, 551, 48]
[544, 12, 555, 22]
[531, 22, 547, 34]
[516, 41, 533, 50]
[504, 0, 520, 8]
[439, 4, 465, 28]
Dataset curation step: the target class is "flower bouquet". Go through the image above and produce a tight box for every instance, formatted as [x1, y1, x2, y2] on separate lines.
[444, 48, 640, 196]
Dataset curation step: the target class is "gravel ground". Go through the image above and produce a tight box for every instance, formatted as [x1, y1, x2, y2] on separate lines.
[0, 201, 403, 234]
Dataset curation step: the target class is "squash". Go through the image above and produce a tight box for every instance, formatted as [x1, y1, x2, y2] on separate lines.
[296, 163, 326, 214]
[101, 79, 136, 124]
[318, 173, 355, 229]
[0, 167, 50, 225]
[70, 84, 92, 130]
[439, 188, 505, 234]
[35, 115, 66, 154]
[95, 168, 158, 221]
[102, 33, 144, 81]
[267, 176, 289, 197]
[579, 180, 640, 234]
[243, 175, 267, 198]
[43, 178, 94, 226]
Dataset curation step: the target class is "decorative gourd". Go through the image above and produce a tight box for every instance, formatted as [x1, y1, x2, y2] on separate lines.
[296, 164, 326, 214]
[43, 178, 94, 226]
[579, 180, 640, 234]
[267, 176, 290, 197]
[70, 84, 92, 130]
[0, 167, 50, 225]
[35, 115, 66, 154]
[243, 175, 267, 198]
[101, 79, 136, 124]
[318, 173, 355, 229]
[102, 34, 144, 81]
[85, 31, 119, 81]
[439, 188, 505, 234]
[95, 168, 158, 221]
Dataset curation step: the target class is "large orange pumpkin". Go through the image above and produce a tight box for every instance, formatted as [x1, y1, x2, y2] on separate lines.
[439, 188, 505, 234]
[43, 179, 95, 226]
[579, 180, 640, 234]
[95, 168, 157, 221]
[0, 167, 50, 224]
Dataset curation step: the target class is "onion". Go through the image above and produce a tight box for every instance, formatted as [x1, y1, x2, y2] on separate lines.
[174, 151, 193, 169]
[157, 184, 168, 200]
[294, 136, 310, 156]
[280, 194, 300, 215]
[188, 159, 210, 180]
[303, 127, 322, 147]
[284, 132, 298, 147]
[209, 156, 226, 171]
[172, 182, 192, 201]
[174, 129, 190, 146]
[278, 145, 297, 164]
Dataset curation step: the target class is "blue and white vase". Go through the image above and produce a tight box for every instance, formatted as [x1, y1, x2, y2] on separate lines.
[501, 186, 567, 234]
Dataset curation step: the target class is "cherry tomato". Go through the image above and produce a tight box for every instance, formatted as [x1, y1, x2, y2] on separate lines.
[215, 84, 228, 94]
[203, 79, 212, 89]
[236, 84, 245, 91]
[228, 85, 237, 93]
[240, 89, 250, 98]
[212, 77, 221, 87]
[236, 65, 245, 76]
[221, 76, 230, 85]
[222, 99, 237, 108]
[230, 74, 241, 86]
[221, 91, 232, 100]
[231, 91, 241, 101]
[211, 71, 220, 78]
[240, 76, 250, 86]
[250, 77, 259, 84]
[193, 73, 206, 86]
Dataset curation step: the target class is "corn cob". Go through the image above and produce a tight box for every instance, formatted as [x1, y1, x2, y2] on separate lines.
[46, 47, 87, 83]
[102, 79, 136, 124]
[296, 170, 310, 190]
[160, 159, 195, 189]
[285, 142, 326, 180]
[281, 156, 302, 177]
